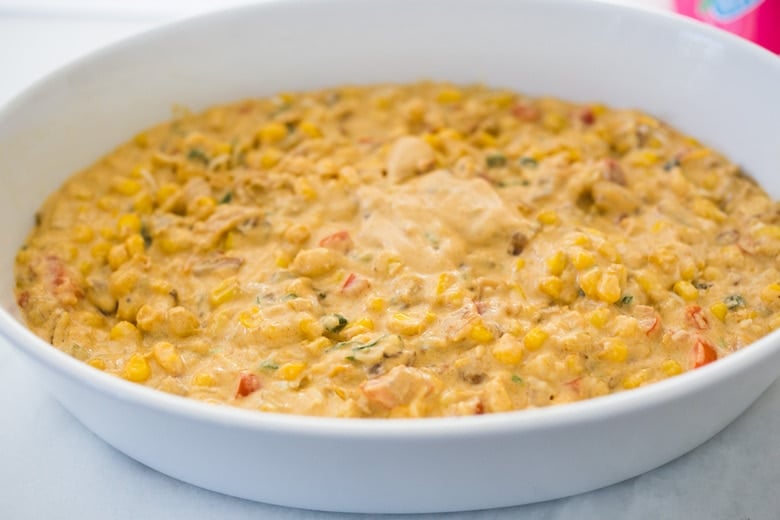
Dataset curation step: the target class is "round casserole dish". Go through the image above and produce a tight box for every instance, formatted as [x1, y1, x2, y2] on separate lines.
[1, 0, 779, 513]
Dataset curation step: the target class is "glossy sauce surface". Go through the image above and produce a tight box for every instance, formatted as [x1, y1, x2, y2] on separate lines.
[14, 82, 780, 417]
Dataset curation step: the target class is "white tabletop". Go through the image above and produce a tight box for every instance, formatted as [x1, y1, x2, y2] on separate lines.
[3, 2, 779, 518]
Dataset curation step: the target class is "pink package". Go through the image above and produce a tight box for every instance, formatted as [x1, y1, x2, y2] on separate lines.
[674, 0, 780, 53]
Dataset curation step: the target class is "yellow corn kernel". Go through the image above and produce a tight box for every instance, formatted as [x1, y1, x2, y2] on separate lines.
[436, 272, 456, 295]
[469, 322, 494, 343]
[153, 341, 184, 376]
[673, 280, 699, 301]
[436, 87, 463, 104]
[210, 277, 241, 307]
[651, 220, 669, 233]
[117, 213, 142, 237]
[192, 372, 216, 387]
[597, 242, 619, 263]
[367, 297, 386, 312]
[596, 272, 622, 303]
[490, 91, 516, 108]
[133, 192, 154, 214]
[439, 128, 463, 141]
[299, 121, 322, 138]
[475, 131, 497, 148]
[680, 261, 697, 282]
[73, 225, 94, 243]
[572, 234, 591, 247]
[278, 361, 306, 381]
[79, 260, 93, 276]
[110, 320, 139, 341]
[97, 196, 117, 213]
[274, 251, 291, 268]
[388, 312, 426, 336]
[701, 172, 719, 190]
[709, 302, 728, 322]
[260, 147, 283, 168]
[589, 307, 611, 328]
[123, 353, 151, 382]
[628, 150, 661, 167]
[622, 369, 649, 389]
[113, 177, 142, 196]
[662, 359, 683, 377]
[294, 178, 317, 200]
[756, 225, 780, 240]
[693, 198, 727, 222]
[298, 316, 324, 339]
[514, 258, 526, 271]
[421, 132, 439, 149]
[223, 231, 238, 250]
[87, 358, 106, 370]
[523, 327, 548, 351]
[109, 269, 138, 297]
[542, 111, 567, 132]
[578, 268, 601, 298]
[649, 248, 678, 271]
[636, 272, 660, 295]
[107, 244, 129, 270]
[305, 337, 332, 355]
[760, 283, 780, 304]
[680, 147, 710, 162]
[600, 339, 628, 362]
[125, 234, 146, 257]
[156, 183, 179, 205]
[238, 306, 261, 329]
[258, 122, 288, 143]
[537, 210, 559, 225]
[99, 226, 116, 241]
[188, 196, 216, 218]
[492, 341, 523, 365]
[168, 307, 199, 337]
[546, 251, 567, 276]
[354, 317, 375, 331]
[571, 250, 595, 270]
[538, 276, 563, 299]
[133, 132, 149, 148]
[158, 237, 183, 255]
[213, 141, 232, 156]
[90, 241, 111, 261]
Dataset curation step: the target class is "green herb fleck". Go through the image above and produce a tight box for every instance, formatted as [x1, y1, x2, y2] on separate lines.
[219, 191, 233, 204]
[618, 294, 633, 306]
[486, 153, 507, 168]
[693, 280, 712, 290]
[663, 158, 680, 171]
[519, 156, 538, 168]
[282, 293, 298, 301]
[352, 336, 386, 352]
[324, 314, 348, 333]
[187, 147, 210, 165]
[345, 355, 358, 362]
[724, 294, 745, 310]
[261, 362, 279, 370]
[577, 287, 586, 298]
[140, 223, 153, 248]
[511, 375, 523, 384]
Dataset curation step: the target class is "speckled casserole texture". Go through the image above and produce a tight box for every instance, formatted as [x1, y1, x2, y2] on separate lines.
[14, 82, 780, 418]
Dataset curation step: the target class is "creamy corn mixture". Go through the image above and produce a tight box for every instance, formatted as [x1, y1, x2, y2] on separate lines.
[14, 82, 780, 418]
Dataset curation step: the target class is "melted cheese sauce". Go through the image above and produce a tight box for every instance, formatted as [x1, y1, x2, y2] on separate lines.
[14, 82, 780, 417]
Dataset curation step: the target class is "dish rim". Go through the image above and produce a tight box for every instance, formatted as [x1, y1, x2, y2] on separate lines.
[2, 0, 780, 438]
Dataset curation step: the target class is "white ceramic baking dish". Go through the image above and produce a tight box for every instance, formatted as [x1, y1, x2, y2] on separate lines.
[1, 0, 779, 513]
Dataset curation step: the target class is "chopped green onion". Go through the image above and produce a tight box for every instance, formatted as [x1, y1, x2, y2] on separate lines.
[724, 294, 745, 310]
[486, 153, 507, 168]
[519, 156, 538, 168]
[187, 147, 210, 165]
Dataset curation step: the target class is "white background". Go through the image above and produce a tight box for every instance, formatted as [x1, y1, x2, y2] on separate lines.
[4, 1, 780, 519]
